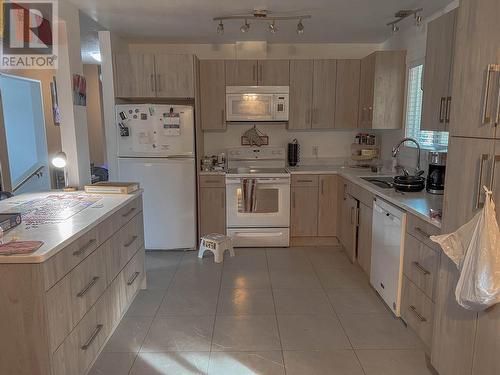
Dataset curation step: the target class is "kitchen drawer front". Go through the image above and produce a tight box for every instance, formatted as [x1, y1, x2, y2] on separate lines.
[199, 175, 225, 187]
[98, 195, 143, 243]
[46, 277, 74, 353]
[401, 276, 435, 349]
[121, 248, 145, 306]
[107, 273, 127, 329]
[43, 227, 100, 290]
[356, 186, 375, 208]
[404, 233, 439, 301]
[105, 212, 144, 284]
[406, 213, 441, 251]
[291, 175, 319, 187]
[69, 246, 108, 325]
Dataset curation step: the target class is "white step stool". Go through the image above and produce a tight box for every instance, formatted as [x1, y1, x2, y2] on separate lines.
[198, 234, 234, 263]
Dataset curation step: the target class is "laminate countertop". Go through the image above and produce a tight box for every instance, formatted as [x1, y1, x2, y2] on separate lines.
[0, 191, 141, 264]
[287, 165, 443, 229]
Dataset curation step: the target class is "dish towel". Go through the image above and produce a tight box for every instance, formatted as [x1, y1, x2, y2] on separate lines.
[241, 178, 257, 213]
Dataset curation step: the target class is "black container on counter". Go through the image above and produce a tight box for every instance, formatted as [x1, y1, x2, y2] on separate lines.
[287, 139, 300, 167]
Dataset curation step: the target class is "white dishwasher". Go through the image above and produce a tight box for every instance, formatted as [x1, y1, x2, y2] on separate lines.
[370, 197, 407, 317]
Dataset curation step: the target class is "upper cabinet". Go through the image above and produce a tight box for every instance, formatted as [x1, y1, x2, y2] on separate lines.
[335, 59, 361, 129]
[311, 60, 337, 129]
[448, 0, 500, 139]
[113, 52, 194, 98]
[358, 51, 406, 130]
[224, 60, 289, 86]
[288, 60, 314, 130]
[199, 60, 226, 131]
[421, 9, 458, 132]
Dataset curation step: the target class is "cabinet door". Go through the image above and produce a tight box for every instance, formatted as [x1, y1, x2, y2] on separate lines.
[288, 60, 314, 130]
[199, 187, 226, 236]
[199, 60, 226, 131]
[449, 0, 500, 139]
[358, 53, 375, 129]
[312, 60, 336, 129]
[225, 60, 258, 86]
[357, 202, 372, 276]
[317, 175, 338, 236]
[335, 59, 360, 129]
[113, 52, 156, 98]
[258, 60, 289, 85]
[291, 186, 318, 237]
[421, 10, 457, 131]
[431, 136, 495, 375]
[155, 54, 194, 98]
[341, 195, 358, 263]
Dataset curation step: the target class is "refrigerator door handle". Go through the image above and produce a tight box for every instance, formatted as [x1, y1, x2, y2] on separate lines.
[476, 154, 490, 209]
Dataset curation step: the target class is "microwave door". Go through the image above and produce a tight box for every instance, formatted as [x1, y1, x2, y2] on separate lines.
[227, 94, 274, 121]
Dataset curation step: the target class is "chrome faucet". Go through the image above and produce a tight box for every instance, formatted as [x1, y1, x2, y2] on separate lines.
[392, 137, 422, 176]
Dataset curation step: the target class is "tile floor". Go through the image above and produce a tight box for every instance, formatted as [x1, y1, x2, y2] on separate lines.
[89, 246, 435, 375]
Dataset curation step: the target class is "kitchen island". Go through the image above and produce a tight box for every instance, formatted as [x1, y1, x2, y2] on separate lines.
[0, 191, 145, 375]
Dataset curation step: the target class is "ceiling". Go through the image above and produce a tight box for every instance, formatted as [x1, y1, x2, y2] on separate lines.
[71, 0, 453, 44]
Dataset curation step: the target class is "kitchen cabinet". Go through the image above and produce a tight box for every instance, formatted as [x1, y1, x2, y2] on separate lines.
[358, 51, 406, 129]
[199, 175, 226, 236]
[225, 60, 290, 86]
[288, 60, 314, 130]
[113, 52, 194, 98]
[199, 60, 226, 131]
[257, 60, 290, 86]
[225, 60, 257, 86]
[357, 202, 372, 276]
[338, 178, 358, 263]
[290, 176, 319, 237]
[448, 0, 500, 139]
[335, 59, 361, 129]
[317, 175, 339, 236]
[421, 9, 458, 131]
[311, 60, 336, 129]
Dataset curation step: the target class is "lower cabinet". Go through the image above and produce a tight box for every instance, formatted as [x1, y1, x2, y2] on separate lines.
[357, 202, 373, 276]
[291, 185, 319, 237]
[199, 175, 226, 237]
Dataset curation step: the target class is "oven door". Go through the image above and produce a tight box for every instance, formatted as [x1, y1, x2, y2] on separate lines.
[226, 177, 290, 228]
[226, 93, 275, 121]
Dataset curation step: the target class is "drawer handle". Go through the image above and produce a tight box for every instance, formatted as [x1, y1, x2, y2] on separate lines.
[124, 235, 138, 248]
[73, 239, 97, 256]
[414, 227, 430, 239]
[204, 179, 220, 183]
[127, 271, 141, 286]
[412, 261, 431, 275]
[81, 324, 103, 351]
[122, 207, 137, 218]
[77, 276, 100, 298]
[297, 179, 313, 183]
[408, 305, 427, 322]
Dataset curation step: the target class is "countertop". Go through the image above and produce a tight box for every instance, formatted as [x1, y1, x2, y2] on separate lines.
[0, 191, 141, 264]
[287, 165, 443, 228]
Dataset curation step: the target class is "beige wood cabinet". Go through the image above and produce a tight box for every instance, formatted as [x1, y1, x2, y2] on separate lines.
[358, 51, 406, 129]
[421, 9, 458, 131]
[225, 60, 290, 86]
[288, 60, 314, 130]
[257, 60, 290, 86]
[357, 202, 372, 276]
[113, 52, 194, 98]
[448, 0, 500, 139]
[317, 175, 339, 237]
[225, 60, 257, 86]
[199, 60, 226, 131]
[335, 59, 361, 129]
[290, 176, 319, 237]
[199, 175, 226, 237]
[311, 60, 337, 129]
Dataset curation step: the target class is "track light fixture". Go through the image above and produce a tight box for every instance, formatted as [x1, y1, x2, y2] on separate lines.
[386, 8, 423, 34]
[214, 9, 311, 36]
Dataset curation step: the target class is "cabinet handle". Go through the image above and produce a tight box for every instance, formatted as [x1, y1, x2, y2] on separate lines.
[297, 179, 313, 183]
[157, 74, 162, 92]
[253, 65, 256, 82]
[412, 261, 431, 275]
[489, 155, 500, 192]
[476, 154, 490, 208]
[414, 227, 430, 239]
[259, 65, 263, 83]
[81, 325, 103, 351]
[482, 64, 500, 125]
[439, 97, 446, 123]
[292, 191, 296, 209]
[445, 96, 452, 123]
[204, 179, 220, 184]
[221, 190, 225, 209]
[127, 271, 141, 286]
[73, 239, 96, 256]
[343, 184, 347, 201]
[150, 74, 155, 92]
[408, 305, 427, 322]
[122, 207, 137, 218]
[350, 207, 354, 225]
[77, 276, 100, 298]
[321, 179, 324, 195]
[124, 235, 138, 248]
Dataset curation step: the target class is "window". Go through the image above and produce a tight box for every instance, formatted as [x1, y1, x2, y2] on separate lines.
[405, 64, 449, 149]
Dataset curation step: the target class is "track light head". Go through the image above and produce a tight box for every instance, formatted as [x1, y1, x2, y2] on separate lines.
[297, 19, 304, 35]
[391, 23, 399, 33]
[217, 20, 224, 35]
[415, 14, 423, 27]
[269, 20, 278, 33]
[240, 19, 250, 33]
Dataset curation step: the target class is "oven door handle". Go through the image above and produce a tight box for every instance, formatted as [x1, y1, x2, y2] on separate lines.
[225, 178, 290, 185]
[232, 232, 285, 237]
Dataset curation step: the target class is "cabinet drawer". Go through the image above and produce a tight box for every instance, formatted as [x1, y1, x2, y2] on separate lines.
[291, 175, 319, 187]
[406, 213, 440, 250]
[404, 233, 439, 301]
[98, 195, 143, 243]
[69, 247, 107, 325]
[121, 249, 145, 306]
[199, 175, 225, 187]
[401, 276, 434, 349]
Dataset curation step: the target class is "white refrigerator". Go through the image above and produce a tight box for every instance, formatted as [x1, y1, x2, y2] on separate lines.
[116, 104, 196, 250]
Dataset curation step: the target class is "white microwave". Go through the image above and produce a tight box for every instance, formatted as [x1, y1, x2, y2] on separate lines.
[226, 86, 289, 122]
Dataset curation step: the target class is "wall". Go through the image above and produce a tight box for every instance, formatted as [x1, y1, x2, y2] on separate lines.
[83, 64, 107, 166]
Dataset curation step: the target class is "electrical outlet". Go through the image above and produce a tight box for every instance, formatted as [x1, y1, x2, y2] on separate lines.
[312, 145, 319, 157]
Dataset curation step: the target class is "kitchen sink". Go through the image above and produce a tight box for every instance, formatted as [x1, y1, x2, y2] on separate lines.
[361, 176, 394, 189]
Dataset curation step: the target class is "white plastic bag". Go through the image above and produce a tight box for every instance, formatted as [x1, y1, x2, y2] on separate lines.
[430, 187, 500, 311]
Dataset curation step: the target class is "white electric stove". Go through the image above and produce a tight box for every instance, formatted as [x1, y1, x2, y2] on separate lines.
[225, 147, 290, 247]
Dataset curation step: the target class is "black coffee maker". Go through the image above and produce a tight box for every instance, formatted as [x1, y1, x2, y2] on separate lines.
[426, 151, 447, 195]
